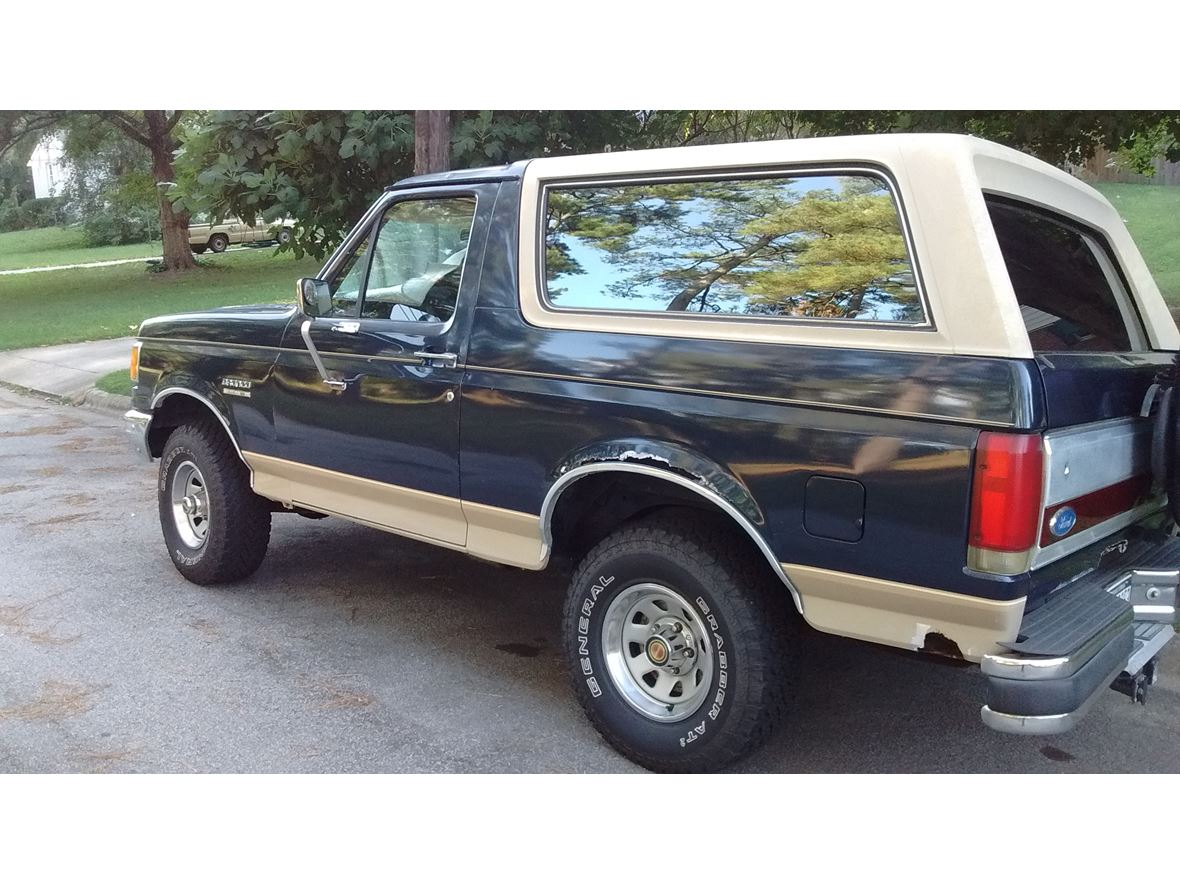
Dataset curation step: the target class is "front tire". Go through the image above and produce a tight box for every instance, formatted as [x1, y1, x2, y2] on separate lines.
[158, 421, 271, 585]
[562, 511, 794, 772]
[208, 233, 229, 253]
[191, 244, 207, 254]
[276, 227, 292, 246]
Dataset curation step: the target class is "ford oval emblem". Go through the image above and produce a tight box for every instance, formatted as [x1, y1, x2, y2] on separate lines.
[1049, 506, 1078, 537]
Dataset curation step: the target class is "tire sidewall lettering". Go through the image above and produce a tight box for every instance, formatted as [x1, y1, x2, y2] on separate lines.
[572, 561, 735, 756]
[159, 440, 209, 566]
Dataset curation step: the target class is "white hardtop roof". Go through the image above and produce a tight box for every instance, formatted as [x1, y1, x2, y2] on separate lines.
[520, 133, 1178, 357]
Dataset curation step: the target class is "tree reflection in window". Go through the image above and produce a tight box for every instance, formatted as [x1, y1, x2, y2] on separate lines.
[544, 174, 923, 323]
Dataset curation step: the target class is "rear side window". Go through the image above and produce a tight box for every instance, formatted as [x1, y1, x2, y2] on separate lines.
[543, 173, 926, 324]
[986, 198, 1141, 352]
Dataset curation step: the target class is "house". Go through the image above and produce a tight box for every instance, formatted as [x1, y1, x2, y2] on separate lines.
[26, 136, 71, 198]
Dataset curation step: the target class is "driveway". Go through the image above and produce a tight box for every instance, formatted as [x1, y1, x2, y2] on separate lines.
[0, 338, 133, 402]
[1, 386, 1177, 773]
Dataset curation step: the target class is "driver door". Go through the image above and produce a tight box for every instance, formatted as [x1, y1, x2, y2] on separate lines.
[266, 187, 490, 547]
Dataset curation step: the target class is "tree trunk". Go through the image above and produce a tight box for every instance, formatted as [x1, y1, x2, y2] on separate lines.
[143, 110, 196, 272]
[414, 110, 451, 175]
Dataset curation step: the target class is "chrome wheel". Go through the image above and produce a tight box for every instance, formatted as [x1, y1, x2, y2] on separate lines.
[601, 582, 712, 722]
[170, 460, 210, 548]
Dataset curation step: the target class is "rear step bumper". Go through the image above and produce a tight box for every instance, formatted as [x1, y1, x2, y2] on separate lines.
[980, 538, 1180, 735]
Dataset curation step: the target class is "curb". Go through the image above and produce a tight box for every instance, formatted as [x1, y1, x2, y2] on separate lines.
[77, 388, 132, 417]
[0, 378, 131, 416]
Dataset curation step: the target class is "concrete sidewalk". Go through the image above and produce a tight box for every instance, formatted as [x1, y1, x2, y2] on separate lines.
[0, 337, 134, 402]
[0, 256, 156, 276]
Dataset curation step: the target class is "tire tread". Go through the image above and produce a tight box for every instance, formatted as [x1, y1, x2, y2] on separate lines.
[562, 510, 795, 772]
[159, 419, 270, 584]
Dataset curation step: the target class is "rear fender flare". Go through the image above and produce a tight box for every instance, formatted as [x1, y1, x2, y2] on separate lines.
[541, 439, 800, 610]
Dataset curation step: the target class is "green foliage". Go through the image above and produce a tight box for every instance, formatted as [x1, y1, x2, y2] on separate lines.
[80, 204, 157, 246]
[0, 195, 67, 232]
[59, 117, 159, 246]
[0, 153, 33, 208]
[638, 110, 1180, 170]
[171, 108, 1180, 281]
[1111, 121, 1178, 177]
[174, 110, 640, 261]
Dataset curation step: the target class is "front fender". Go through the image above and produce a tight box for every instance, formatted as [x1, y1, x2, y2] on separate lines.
[144, 372, 245, 461]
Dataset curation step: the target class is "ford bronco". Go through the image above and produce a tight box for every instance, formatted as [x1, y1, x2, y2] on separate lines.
[126, 134, 1180, 771]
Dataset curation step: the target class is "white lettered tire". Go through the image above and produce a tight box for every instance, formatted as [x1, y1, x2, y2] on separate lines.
[158, 420, 271, 585]
[562, 511, 795, 772]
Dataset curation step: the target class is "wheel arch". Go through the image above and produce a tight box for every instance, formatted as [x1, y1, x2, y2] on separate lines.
[146, 385, 247, 468]
[540, 442, 801, 611]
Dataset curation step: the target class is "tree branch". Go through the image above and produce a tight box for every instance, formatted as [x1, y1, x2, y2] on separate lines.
[0, 111, 63, 160]
[95, 111, 152, 148]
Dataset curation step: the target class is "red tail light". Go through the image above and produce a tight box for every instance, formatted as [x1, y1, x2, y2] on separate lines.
[968, 432, 1044, 572]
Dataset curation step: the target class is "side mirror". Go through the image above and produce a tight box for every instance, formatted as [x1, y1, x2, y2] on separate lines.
[297, 277, 332, 317]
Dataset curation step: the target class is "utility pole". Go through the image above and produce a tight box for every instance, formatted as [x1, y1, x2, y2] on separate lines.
[414, 110, 451, 175]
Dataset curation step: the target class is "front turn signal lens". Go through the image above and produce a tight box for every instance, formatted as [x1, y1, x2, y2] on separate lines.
[130, 341, 141, 382]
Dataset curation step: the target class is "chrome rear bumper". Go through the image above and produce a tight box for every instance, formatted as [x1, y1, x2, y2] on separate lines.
[980, 546, 1179, 736]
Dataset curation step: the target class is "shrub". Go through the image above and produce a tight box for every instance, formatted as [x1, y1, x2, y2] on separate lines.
[0, 202, 22, 232]
[18, 196, 66, 228]
[0, 196, 67, 232]
[80, 204, 156, 246]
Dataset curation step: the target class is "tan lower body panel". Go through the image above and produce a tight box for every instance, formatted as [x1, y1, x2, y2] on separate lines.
[783, 563, 1026, 662]
[462, 500, 546, 568]
[242, 451, 544, 568]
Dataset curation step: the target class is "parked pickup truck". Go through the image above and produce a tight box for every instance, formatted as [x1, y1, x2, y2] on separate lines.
[125, 134, 1180, 772]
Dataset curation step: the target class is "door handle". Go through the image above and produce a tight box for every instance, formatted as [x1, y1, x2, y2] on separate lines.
[331, 321, 360, 334]
[413, 350, 458, 369]
[301, 320, 352, 390]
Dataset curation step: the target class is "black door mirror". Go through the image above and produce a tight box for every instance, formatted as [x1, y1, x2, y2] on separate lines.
[297, 277, 332, 317]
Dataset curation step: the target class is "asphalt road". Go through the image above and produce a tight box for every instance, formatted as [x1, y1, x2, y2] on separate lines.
[1, 386, 1177, 773]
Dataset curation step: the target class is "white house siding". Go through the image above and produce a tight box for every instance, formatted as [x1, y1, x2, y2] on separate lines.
[26, 136, 71, 199]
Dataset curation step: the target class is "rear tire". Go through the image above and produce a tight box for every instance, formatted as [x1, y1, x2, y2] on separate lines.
[276, 227, 292, 246]
[158, 420, 271, 584]
[191, 244, 207, 254]
[562, 511, 795, 772]
[208, 234, 229, 253]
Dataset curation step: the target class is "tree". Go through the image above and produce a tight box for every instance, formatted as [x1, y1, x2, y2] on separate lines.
[175, 110, 640, 261]
[95, 111, 195, 270]
[59, 116, 159, 245]
[639, 110, 1180, 172]
[0, 110, 196, 270]
[414, 110, 450, 175]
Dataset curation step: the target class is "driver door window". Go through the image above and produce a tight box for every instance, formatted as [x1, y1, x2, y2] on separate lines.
[359, 197, 476, 322]
[326, 235, 370, 317]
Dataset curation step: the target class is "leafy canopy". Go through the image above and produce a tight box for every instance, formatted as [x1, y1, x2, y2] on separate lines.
[174, 110, 641, 261]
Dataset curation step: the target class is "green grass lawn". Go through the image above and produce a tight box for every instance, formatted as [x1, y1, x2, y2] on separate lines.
[0, 248, 320, 350]
[0, 226, 164, 271]
[1093, 182, 1180, 305]
[95, 368, 131, 396]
